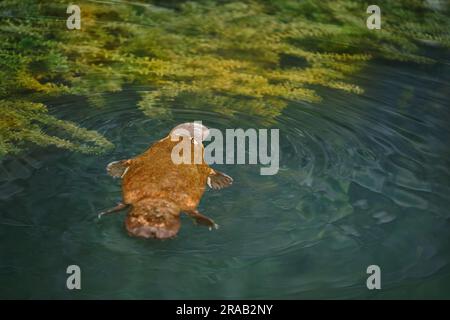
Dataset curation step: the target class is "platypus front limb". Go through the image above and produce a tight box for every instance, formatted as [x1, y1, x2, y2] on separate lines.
[185, 209, 219, 230]
[106, 159, 132, 178]
[207, 169, 233, 190]
[98, 202, 128, 219]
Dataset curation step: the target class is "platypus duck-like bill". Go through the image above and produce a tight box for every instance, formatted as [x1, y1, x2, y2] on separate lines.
[99, 122, 233, 240]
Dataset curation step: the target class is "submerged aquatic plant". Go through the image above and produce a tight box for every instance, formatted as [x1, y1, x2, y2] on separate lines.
[0, 99, 114, 157]
[0, 0, 448, 157]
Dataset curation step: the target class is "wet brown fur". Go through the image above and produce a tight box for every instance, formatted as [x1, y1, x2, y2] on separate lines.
[121, 136, 213, 239]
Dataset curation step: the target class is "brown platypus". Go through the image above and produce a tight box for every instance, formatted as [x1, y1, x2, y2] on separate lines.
[99, 122, 233, 239]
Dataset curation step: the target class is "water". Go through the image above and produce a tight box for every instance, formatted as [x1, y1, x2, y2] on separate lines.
[1, 49, 450, 298]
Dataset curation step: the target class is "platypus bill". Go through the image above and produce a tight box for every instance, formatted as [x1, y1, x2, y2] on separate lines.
[99, 122, 233, 240]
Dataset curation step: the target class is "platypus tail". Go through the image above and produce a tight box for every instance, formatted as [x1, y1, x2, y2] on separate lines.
[125, 198, 180, 239]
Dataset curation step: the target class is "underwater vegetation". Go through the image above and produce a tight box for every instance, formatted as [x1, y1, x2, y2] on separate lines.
[0, 0, 449, 157]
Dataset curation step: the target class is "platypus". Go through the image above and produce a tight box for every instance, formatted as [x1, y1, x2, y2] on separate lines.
[99, 122, 233, 239]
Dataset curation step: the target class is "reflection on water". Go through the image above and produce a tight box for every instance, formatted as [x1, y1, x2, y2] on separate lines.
[1, 52, 450, 298]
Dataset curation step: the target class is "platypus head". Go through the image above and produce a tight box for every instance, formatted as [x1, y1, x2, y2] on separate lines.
[125, 199, 181, 239]
[169, 122, 209, 145]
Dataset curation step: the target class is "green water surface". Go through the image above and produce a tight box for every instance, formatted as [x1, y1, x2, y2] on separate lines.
[1, 55, 449, 299]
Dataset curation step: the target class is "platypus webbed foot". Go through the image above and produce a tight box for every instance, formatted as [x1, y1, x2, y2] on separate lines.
[98, 202, 128, 219]
[207, 169, 233, 190]
[107, 159, 131, 178]
[186, 210, 219, 230]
